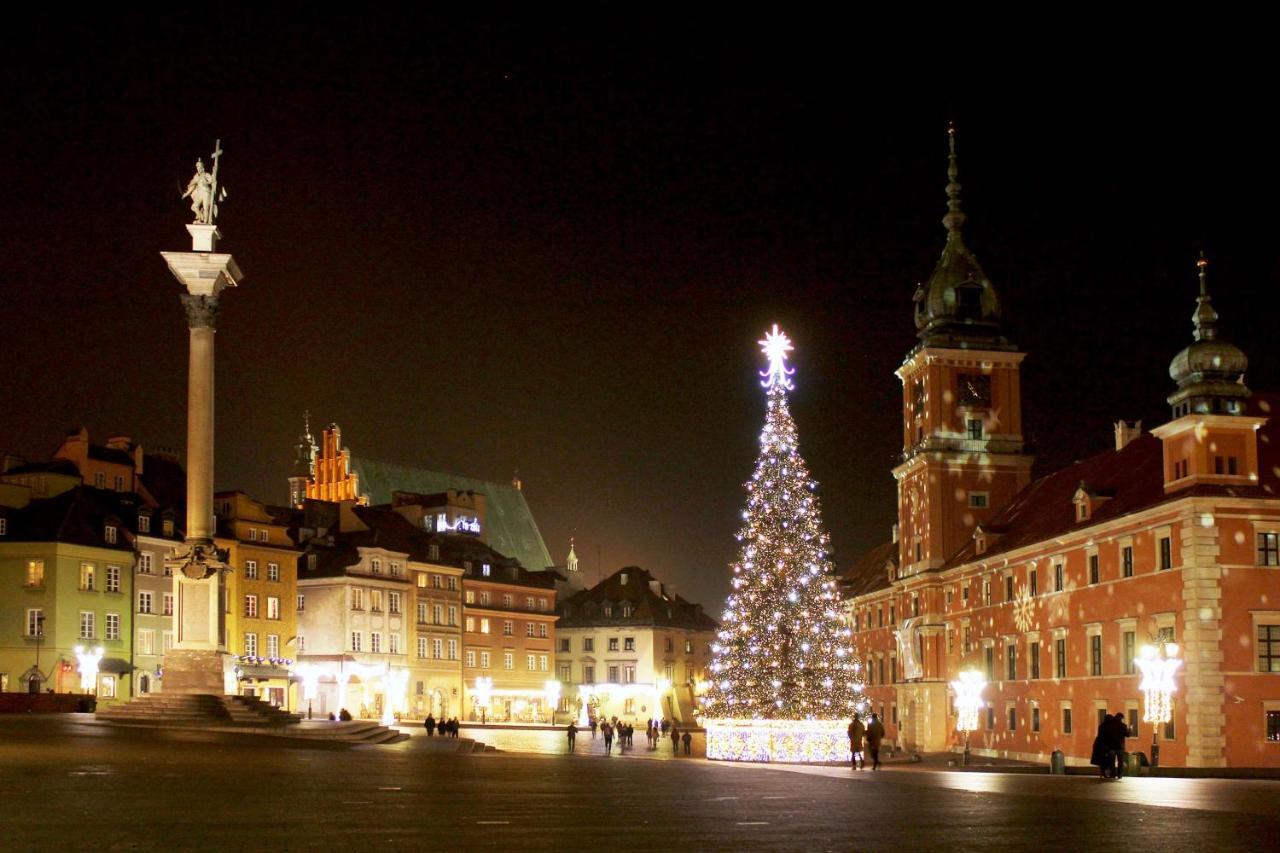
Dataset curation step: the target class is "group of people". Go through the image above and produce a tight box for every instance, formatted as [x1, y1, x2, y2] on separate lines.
[422, 714, 462, 738]
[847, 712, 886, 770]
[570, 717, 693, 756]
[1090, 712, 1131, 779]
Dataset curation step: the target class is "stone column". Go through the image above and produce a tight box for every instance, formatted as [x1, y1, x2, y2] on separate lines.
[160, 224, 243, 695]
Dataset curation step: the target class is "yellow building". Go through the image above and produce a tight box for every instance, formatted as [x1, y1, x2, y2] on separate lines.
[215, 491, 300, 710]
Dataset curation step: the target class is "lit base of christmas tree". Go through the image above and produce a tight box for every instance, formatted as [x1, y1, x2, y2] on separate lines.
[704, 718, 851, 763]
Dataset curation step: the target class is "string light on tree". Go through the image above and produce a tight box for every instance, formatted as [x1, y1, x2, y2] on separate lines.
[703, 326, 867, 762]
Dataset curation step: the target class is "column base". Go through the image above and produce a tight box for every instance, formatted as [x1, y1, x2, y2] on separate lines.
[162, 649, 233, 695]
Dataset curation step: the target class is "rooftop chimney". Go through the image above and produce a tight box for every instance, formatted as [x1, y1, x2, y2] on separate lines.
[1114, 420, 1142, 451]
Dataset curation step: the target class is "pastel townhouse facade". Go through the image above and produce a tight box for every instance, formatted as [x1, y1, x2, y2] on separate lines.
[216, 491, 301, 708]
[0, 482, 136, 705]
[841, 137, 1280, 768]
[460, 557, 558, 723]
[556, 566, 718, 726]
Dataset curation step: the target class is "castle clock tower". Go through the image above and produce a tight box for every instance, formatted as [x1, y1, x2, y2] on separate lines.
[893, 127, 1035, 577]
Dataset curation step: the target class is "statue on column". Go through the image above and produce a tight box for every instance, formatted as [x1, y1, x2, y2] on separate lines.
[181, 140, 228, 225]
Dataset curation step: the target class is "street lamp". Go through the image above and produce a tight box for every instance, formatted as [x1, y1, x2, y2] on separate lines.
[74, 645, 105, 693]
[950, 669, 986, 766]
[1135, 641, 1181, 768]
[474, 676, 492, 723]
[31, 614, 46, 694]
[543, 679, 561, 724]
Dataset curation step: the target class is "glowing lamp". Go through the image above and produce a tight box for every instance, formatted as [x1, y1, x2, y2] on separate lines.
[74, 645, 105, 692]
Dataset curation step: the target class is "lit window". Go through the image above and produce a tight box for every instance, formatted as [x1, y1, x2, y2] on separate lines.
[80, 563, 96, 591]
[351, 588, 364, 610]
[1258, 533, 1280, 567]
[480, 618, 490, 634]
[527, 654, 536, 671]
[244, 595, 258, 618]
[25, 560, 44, 587]
[1258, 625, 1280, 673]
[99, 675, 116, 699]
[266, 597, 280, 620]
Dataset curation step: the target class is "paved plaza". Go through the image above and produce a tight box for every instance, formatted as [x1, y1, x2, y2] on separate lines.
[1, 716, 1278, 851]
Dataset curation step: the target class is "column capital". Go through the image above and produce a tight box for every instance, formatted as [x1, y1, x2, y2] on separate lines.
[180, 294, 220, 330]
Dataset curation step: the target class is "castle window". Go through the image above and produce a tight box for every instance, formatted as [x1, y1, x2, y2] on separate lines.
[967, 419, 983, 440]
[1258, 533, 1280, 567]
[969, 492, 989, 509]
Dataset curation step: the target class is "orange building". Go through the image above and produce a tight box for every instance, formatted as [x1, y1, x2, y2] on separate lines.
[842, 134, 1280, 768]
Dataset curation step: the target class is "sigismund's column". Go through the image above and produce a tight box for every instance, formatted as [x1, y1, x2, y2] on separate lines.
[160, 141, 243, 695]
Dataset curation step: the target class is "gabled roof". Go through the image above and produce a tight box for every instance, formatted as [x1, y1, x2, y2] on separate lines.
[558, 566, 718, 630]
[945, 393, 1280, 568]
[0, 487, 136, 551]
[350, 457, 553, 573]
[839, 539, 897, 599]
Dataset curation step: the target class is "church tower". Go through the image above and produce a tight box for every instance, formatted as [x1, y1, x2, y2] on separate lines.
[1152, 255, 1261, 493]
[288, 411, 318, 509]
[893, 127, 1035, 576]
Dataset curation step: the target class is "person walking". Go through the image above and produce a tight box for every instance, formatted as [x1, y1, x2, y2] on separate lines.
[682, 731, 692, 755]
[1104, 712, 1129, 779]
[1091, 715, 1114, 778]
[602, 721, 614, 755]
[590, 718, 599, 740]
[567, 722, 578, 752]
[424, 714, 436, 736]
[847, 714, 866, 770]
[865, 713, 886, 770]
[671, 726, 680, 754]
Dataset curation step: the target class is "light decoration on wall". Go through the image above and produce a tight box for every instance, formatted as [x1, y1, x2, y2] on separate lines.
[473, 676, 493, 711]
[950, 669, 986, 765]
[543, 679, 561, 720]
[74, 645, 104, 692]
[703, 327, 867, 762]
[436, 513, 481, 534]
[1136, 641, 1181, 767]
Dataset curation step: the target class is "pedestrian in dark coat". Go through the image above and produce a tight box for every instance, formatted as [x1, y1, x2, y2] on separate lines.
[865, 714, 886, 770]
[590, 718, 598, 739]
[424, 714, 436, 736]
[682, 731, 692, 755]
[1090, 717, 1112, 777]
[1104, 712, 1129, 778]
[848, 715, 866, 770]
[602, 722, 614, 754]
[671, 726, 680, 754]
[567, 722, 578, 752]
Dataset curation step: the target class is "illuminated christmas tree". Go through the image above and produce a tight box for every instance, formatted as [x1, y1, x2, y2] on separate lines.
[704, 326, 865, 724]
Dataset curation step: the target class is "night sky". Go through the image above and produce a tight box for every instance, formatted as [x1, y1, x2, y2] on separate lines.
[3, 14, 1276, 611]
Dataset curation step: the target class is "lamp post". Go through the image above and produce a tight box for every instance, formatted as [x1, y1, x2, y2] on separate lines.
[950, 669, 986, 766]
[31, 614, 46, 694]
[1135, 642, 1181, 768]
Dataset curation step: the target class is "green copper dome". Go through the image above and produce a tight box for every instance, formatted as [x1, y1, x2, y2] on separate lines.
[1167, 256, 1250, 417]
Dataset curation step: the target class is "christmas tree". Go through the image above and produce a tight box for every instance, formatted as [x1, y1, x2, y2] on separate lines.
[703, 326, 865, 721]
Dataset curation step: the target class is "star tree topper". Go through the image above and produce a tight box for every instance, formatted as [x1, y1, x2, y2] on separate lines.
[759, 324, 795, 390]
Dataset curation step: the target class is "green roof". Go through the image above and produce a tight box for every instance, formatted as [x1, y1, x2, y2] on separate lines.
[349, 457, 554, 573]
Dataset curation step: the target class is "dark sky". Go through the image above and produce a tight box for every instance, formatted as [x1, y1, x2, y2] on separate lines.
[3, 14, 1276, 611]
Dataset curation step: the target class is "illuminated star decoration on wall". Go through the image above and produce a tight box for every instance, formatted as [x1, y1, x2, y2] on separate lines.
[759, 324, 796, 390]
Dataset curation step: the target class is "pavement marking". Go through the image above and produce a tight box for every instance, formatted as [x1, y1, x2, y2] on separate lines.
[761, 796, 787, 799]
[737, 821, 770, 826]
[342, 801, 372, 805]
[378, 787, 402, 791]
[476, 821, 511, 825]
[711, 796, 739, 800]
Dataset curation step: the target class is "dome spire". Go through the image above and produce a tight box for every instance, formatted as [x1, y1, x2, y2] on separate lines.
[943, 122, 966, 237]
[1193, 252, 1219, 341]
[1167, 253, 1250, 417]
